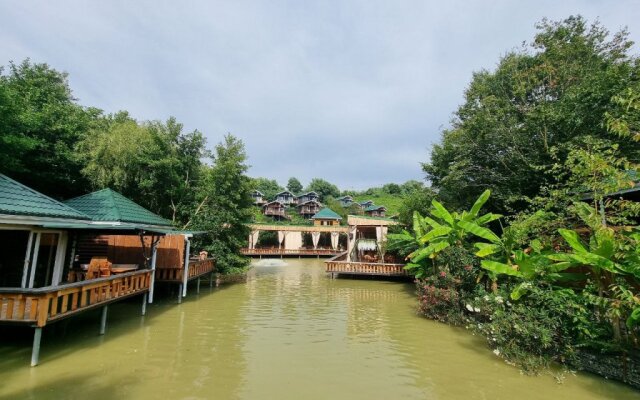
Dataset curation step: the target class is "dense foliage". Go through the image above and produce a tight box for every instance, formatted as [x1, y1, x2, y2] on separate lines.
[0, 59, 253, 272]
[395, 16, 640, 375]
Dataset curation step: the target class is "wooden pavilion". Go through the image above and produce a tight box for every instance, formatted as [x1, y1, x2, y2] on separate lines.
[311, 207, 342, 226]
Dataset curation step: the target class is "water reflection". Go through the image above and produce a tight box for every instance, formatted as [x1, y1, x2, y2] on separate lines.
[0, 258, 637, 399]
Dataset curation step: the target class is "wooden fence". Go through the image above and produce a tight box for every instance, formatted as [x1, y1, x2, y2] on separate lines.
[240, 248, 340, 256]
[154, 258, 215, 282]
[0, 270, 151, 327]
[325, 252, 408, 276]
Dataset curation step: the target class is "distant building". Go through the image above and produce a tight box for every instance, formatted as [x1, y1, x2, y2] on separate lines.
[251, 190, 266, 206]
[262, 201, 288, 220]
[337, 195, 353, 207]
[364, 205, 386, 218]
[295, 191, 320, 204]
[274, 190, 296, 205]
[311, 207, 342, 226]
[297, 200, 322, 219]
[358, 200, 374, 209]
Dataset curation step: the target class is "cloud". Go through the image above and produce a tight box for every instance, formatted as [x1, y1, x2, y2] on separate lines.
[1, 0, 638, 189]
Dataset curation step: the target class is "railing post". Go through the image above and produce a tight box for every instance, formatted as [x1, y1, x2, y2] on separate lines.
[31, 327, 42, 367]
[99, 305, 108, 335]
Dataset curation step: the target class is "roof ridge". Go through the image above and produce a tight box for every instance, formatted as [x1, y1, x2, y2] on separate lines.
[105, 189, 122, 221]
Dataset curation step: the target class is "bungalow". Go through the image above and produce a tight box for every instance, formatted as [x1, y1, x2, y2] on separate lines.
[358, 200, 374, 209]
[251, 190, 266, 206]
[274, 190, 296, 206]
[337, 195, 353, 207]
[296, 191, 320, 204]
[365, 205, 387, 218]
[297, 200, 322, 219]
[262, 201, 288, 220]
[0, 175, 170, 365]
[311, 207, 342, 226]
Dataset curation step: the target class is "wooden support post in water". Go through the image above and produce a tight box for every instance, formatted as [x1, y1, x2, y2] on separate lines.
[31, 327, 42, 367]
[209, 271, 214, 288]
[99, 305, 108, 335]
[178, 284, 183, 304]
[141, 293, 147, 315]
[197, 277, 201, 294]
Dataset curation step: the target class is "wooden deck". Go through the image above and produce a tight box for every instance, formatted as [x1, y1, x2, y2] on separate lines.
[325, 253, 409, 277]
[0, 269, 151, 328]
[241, 248, 341, 257]
[154, 258, 215, 282]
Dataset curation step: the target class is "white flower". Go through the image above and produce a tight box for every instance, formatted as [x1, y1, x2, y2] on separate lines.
[493, 349, 501, 356]
[506, 301, 512, 307]
[466, 304, 474, 312]
[495, 296, 504, 304]
[474, 307, 481, 313]
[483, 295, 490, 301]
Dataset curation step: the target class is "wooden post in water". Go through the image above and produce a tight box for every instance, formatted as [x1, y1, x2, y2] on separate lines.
[197, 277, 201, 294]
[178, 284, 183, 304]
[141, 293, 147, 315]
[31, 327, 42, 367]
[209, 271, 214, 288]
[148, 237, 159, 303]
[99, 305, 108, 335]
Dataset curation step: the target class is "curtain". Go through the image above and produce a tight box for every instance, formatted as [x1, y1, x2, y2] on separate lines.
[330, 232, 339, 250]
[284, 231, 303, 250]
[311, 232, 321, 249]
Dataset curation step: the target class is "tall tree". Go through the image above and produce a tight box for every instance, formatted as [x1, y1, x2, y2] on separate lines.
[193, 134, 252, 273]
[0, 60, 95, 198]
[79, 112, 207, 223]
[306, 178, 340, 200]
[423, 16, 640, 214]
[287, 177, 303, 194]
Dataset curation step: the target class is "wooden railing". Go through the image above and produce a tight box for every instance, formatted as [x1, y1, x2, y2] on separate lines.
[155, 258, 215, 282]
[240, 248, 341, 256]
[0, 270, 151, 327]
[325, 252, 408, 276]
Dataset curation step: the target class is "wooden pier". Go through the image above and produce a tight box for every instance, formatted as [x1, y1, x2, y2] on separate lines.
[325, 252, 409, 277]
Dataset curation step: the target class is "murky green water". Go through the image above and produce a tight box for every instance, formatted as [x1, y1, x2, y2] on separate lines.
[0, 259, 637, 399]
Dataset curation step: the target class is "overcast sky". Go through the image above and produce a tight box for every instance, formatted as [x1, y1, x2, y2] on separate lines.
[1, 1, 639, 190]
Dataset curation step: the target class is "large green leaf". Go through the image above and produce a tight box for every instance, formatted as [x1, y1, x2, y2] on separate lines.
[419, 226, 453, 243]
[422, 216, 443, 229]
[474, 213, 502, 225]
[458, 220, 501, 244]
[474, 243, 502, 257]
[430, 199, 454, 226]
[468, 189, 490, 218]
[558, 229, 588, 254]
[510, 282, 531, 300]
[480, 260, 521, 277]
[412, 211, 425, 238]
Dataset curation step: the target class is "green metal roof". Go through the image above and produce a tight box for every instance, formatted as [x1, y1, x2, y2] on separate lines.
[64, 189, 173, 227]
[311, 207, 343, 220]
[365, 205, 386, 212]
[0, 174, 90, 220]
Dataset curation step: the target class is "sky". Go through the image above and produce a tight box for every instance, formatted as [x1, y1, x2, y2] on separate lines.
[1, 1, 639, 190]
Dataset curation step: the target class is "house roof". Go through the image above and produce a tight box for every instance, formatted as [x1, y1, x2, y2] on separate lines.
[0, 174, 90, 220]
[338, 196, 353, 201]
[358, 200, 374, 205]
[311, 207, 342, 220]
[263, 200, 285, 208]
[252, 190, 264, 196]
[275, 190, 294, 197]
[296, 191, 319, 198]
[365, 205, 386, 212]
[64, 189, 173, 227]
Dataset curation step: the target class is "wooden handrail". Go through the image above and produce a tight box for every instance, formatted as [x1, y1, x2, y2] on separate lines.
[0, 269, 151, 327]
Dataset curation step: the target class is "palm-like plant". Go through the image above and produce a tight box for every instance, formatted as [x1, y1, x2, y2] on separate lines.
[388, 190, 501, 278]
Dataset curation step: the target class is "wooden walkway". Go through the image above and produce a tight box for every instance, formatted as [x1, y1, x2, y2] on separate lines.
[241, 248, 341, 257]
[325, 253, 409, 277]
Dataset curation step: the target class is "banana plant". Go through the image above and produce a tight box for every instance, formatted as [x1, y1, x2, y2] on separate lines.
[390, 190, 501, 278]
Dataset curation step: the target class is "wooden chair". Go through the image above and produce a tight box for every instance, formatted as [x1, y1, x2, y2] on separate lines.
[87, 257, 112, 279]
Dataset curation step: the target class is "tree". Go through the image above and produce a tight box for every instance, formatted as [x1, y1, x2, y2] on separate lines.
[382, 183, 401, 195]
[287, 177, 303, 194]
[79, 113, 208, 223]
[423, 16, 640, 215]
[306, 178, 340, 200]
[0, 59, 96, 198]
[193, 134, 252, 273]
[251, 177, 284, 200]
[398, 187, 436, 226]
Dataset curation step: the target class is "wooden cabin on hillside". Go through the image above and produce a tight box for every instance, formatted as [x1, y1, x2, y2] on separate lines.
[311, 208, 342, 226]
[358, 200, 374, 209]
[297, 200, 322, 219]
[262, 201, 288, 220]
[296, 191, 320, 204]
[275, 191, 296, 206]
[338, 196, 354, 207]
[364, 205, 387, 218]
[251, 190, 266, 206]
